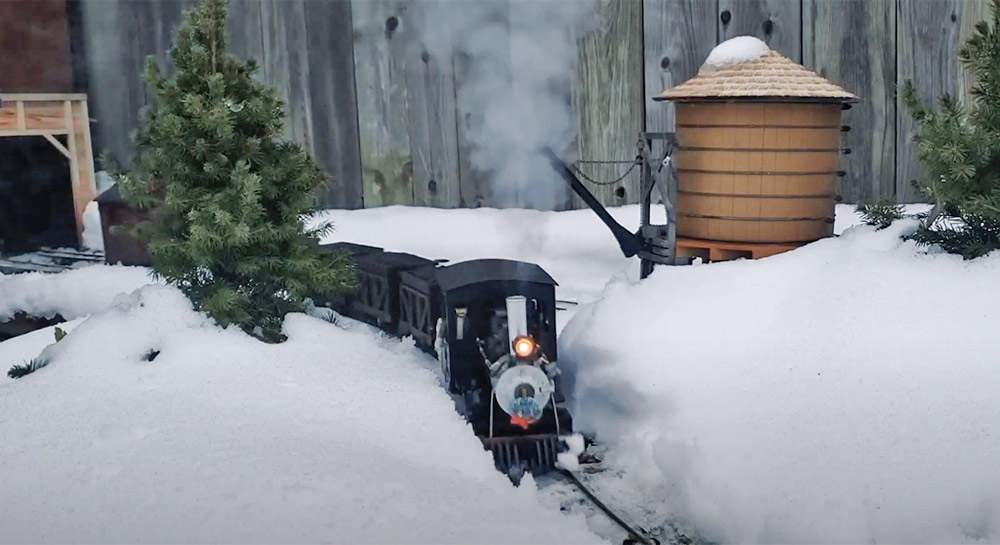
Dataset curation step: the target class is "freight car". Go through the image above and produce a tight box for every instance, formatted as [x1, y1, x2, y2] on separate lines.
[316, 242, 574, 481]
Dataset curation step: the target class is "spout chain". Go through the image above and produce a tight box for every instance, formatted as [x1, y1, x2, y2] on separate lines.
[571, 157, 641, 186]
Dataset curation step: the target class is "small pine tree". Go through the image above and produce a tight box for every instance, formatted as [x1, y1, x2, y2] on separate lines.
[900, 0, 1000, 259]
[115, 0, 355, 342]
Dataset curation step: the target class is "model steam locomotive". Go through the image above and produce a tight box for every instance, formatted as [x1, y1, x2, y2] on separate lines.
[314, 243, 574, 479]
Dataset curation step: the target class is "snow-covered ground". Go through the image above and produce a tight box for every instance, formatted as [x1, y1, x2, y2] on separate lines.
[557, 217, 1000, 544]
[0, 285, 601, 544]
[3, 201, 994, 544]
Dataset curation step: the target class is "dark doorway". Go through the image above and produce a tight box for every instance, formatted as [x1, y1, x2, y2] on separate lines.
[0, 137, 77, 253]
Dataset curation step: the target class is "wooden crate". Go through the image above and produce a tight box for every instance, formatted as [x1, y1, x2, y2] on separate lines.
[0, 94, 97, 245]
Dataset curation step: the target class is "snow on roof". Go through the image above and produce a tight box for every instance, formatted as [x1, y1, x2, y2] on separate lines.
[699, 36, 771, 73]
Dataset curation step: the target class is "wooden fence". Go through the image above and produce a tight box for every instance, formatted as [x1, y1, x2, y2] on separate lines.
[79, 0, 992, 210]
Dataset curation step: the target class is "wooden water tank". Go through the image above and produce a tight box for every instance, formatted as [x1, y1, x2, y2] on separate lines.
[655, 46, 858, 254]
[674, 101, 843, 244]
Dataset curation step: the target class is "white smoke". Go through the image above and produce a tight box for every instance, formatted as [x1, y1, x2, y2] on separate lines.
[412, 0, 598, 210]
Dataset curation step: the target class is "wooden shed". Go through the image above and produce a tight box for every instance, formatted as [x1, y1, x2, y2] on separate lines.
[655, 43, 858, 262]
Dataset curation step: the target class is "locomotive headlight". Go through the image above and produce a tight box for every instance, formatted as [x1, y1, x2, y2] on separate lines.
[513, 335, 536, 359]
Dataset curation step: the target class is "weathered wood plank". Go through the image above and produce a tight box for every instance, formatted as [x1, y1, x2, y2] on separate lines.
[506, 0, 577, 211]
[304, 0, 364, 209]
[643, 0, 717, 134]
[643, 0, 717, 174]
[80, 0, 131, 166]
[259, 1, 313, 150]
[897, 0, 968, 203]
[453, 0, 509, 209]
[80, 0, 191, 168]
[227, 0, 266, 73]
[351, 0, 414, 207]
[718, 0, 801, 63]
[144, 1, 192, 105]
[959, 0, 992, 106]
[573, 0, 644, 208]
[803, 0, 895, 203]
[405, 2, 461, 208]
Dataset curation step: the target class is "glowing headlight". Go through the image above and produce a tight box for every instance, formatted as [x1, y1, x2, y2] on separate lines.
[512, 335, 536, 359]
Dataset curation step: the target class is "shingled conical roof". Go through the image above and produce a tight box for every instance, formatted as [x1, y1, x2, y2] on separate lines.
[654, 48, 858, 103]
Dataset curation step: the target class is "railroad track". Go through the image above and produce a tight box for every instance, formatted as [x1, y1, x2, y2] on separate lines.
[551, 443, 699, 545]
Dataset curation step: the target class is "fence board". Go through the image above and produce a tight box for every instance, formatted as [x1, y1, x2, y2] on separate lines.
[643, 0, 717, 161]
[718, 0, 801, 63]
[574, 0, 644, 208]
[405, 3, 461, 208]
[896, 0, 968, 203]
[803, 0, 895, 203]
[453, 1, 509, 209]
[304, 0, 364, 209]
[227, 0, 265, 74]
[960, 0, 991, 106]
[260, 1, 313, 150]
[80, 0, 130, 166]
[351, 0, 414, 207]
[506, 1, 575, 211]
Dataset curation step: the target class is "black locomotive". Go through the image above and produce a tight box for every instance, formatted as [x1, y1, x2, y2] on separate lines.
[315, 242, 574, 479]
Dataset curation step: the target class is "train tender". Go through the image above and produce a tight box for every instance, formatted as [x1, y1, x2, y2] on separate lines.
[316, 242, 574, 480]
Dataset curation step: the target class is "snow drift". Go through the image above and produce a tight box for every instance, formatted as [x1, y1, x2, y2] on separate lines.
[0, 284, 602, 544]
[560, 219, 1000, 544]
[0, 264, 156, 321]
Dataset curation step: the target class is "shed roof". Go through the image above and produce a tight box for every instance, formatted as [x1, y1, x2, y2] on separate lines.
[654, 50, 858, 103]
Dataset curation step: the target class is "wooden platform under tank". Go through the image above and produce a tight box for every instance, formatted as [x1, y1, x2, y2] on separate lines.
[675, 236, 803, 263]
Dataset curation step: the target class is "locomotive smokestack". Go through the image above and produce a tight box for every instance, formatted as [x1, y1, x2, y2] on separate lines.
[505, 295, 528, 355]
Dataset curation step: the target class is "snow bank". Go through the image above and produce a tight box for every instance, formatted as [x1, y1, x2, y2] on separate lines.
[0, 319, 84, 386]
[81, 200, 105, 251]
[560, 219, 1000, 544]
[311, 205, 656, 322]
[0, 264, 156, 321]
[700, 36, 770, 73]
[0, 284, 603, 544]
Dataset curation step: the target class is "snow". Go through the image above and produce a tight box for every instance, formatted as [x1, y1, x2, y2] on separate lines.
[0, 319, 84, 386]
[0, 284, 603, 544]
[559, 218, 1000, 544]
[81, 200, 105, 251]
[557, 433, 587, 471]
[833, 203, 933, 235]
[4, 200, 989, 544]
[0, 264, 156, 321]
[700, 36, 771, 73]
